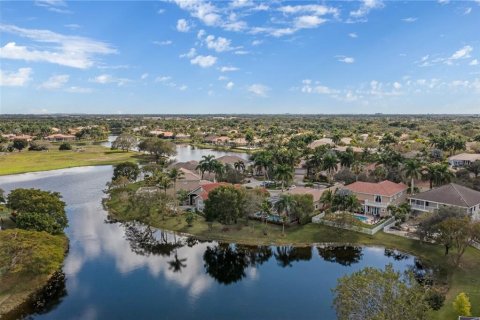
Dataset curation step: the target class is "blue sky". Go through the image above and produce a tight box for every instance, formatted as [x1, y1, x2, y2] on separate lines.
[0, 0, 479, 114]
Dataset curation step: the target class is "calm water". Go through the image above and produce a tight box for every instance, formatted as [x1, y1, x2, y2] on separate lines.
[101, 136, 250, 162]
[0, 166, 424, 320]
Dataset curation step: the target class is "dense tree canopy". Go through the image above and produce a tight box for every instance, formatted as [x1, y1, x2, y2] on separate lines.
[7, 188, 67, 234]
[204, 186, 245, 225]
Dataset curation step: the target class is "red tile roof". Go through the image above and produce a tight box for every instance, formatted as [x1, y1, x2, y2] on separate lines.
[345, 180, 407, 197]
[198, 182, 241, 200]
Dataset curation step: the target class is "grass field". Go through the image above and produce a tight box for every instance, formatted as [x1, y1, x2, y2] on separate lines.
[106, 187, 480, 319]
[0, 144, 144, 176]
[0, 229, 68, 317]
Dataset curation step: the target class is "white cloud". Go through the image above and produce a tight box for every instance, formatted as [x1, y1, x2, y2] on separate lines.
[402, 17, 417, 23]
[141, 73, 149, 80]
[234, 50, 249, 55]
[350, 0, 384, 18]
[155, 76, 171, 83]
[301, 79, 336, 94]
[203, 34, 233, 52]
[0, 67, 32, 86]
[336, 55, 355, 63]
[438, 0, 449, 4]
[39, 74, 69, 89]
[153, 40, 172, 46]
[89, 74, 130, 86]
[294, 15, 326, 29]
[35, 0, 71, 14]
[464, 7, 472, 15]
[65, 24, 81, 29]
[180, 48, 197, 59]
[393, 82, 402, 90]
[248, 84, 269, 97]
[278, 4, 339, 16]
[470, 59, 479, 66]
[251, 40, 263, 46]
[348, 33, 358, 38]
[176, 19, 191, 32]
[225, 81, 234, 90]
[450, 45, 473, 60]
[220, 66, 239, 72]
[65, 86, 92, 93]
[190, 55, 217, 68]
[173, 0, 222, 27]
[178, 85, 188, 91]
[0, 24, 116, 69]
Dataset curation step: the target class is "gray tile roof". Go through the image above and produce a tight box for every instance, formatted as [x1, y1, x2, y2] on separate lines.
[410, 183, 480, 208]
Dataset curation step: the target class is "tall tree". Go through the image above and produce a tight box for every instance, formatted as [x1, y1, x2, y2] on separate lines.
[403, 159, 422, 194]
[274, 164, 294, 191]
[275, 194, 297, 234]
[333, 264, 431, 320]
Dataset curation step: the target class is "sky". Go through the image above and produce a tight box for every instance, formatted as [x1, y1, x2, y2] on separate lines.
[0, 0, 479, 114]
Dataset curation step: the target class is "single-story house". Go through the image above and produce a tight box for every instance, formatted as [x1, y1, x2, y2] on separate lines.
[216, 155, 248, 166]
[308, 138, 334, 149]
[170, 160, 199, 172]
[188, 182, 235, 211]
[448, 153, 480, 167]
[409, 183, 480, 220]
[344, 180, 408, 216]
[284, 187, 334, 211]
[45, 134, 76, 141]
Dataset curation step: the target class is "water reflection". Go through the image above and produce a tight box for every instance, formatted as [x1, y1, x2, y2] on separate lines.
[317, 245, 363, 266]
[0, 167, 429, 320]
[274, 246, 312, 267]
[203, 244, 272, 285]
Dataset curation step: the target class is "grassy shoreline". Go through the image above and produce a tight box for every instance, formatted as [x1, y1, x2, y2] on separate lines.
[0, 230, 69, 318]
[106, 191, 480, 319]
[0, 144, 143, 176]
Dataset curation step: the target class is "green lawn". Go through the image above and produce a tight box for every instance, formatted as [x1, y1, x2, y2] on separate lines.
[0, 144, 145, 176]
[107, 187, 480, 319]
[0, 229, 68, 317]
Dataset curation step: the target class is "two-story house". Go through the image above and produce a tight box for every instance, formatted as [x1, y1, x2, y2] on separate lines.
[344, 180, 408, 216]
[408, 183, 480, 220]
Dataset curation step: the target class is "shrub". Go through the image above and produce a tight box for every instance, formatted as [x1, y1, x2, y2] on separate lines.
[59, 142, 72, 150]
[425, 289, 445, 311]
[28, 141, 49, 151]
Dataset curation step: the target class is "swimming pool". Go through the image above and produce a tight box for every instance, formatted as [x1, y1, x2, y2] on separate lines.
[354, 215, 369, 222]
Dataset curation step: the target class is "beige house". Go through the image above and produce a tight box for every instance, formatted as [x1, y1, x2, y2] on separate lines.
[409, 183, 480, 220]
[284, 187, 334, 210]
[448, 153, 480, 167]
[344, 180, 408, 216]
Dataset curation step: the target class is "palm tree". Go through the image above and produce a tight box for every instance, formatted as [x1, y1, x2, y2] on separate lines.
[274, 164, 294, 191]
[424, 163, 453, 189]
[322, 152, 338, 183]
[169, 168, 184, 211]
[275, 194, 297, 235]
[339, 150, 354, 168]
[212, 160, 224, 182]
[320, 189, 334, 210]
[345, 194, 360, 212]
[196, 154, 215, 180]
[253, 151, 273, 180]
[234, 160, 245, 173]
[158, 174, 172, 194]
[403, 159, 422, 194]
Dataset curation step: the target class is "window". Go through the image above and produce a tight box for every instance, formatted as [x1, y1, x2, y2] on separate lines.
[375, 195, 382, 203]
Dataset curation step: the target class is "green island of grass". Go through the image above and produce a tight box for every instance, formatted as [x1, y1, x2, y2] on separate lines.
[0, 144, 144, 176]
[0, 229, 68, 317]
[106, 187, 480, 320]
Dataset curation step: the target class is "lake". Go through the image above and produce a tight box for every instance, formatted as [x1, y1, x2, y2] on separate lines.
[101, 136, 250, 162]
[0, 166, 425, 320]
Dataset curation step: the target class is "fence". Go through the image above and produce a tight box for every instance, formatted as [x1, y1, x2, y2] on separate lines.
[312, 213, 396, 235]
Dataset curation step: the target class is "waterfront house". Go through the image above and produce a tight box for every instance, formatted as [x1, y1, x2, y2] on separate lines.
[408, 183, 480, 220]
[344, 180, 408, 216]
[188, 182, 233, 211]
[284, 187, 334, 210]
[45, 134, 76, 141]
[448, 153, 480, 167]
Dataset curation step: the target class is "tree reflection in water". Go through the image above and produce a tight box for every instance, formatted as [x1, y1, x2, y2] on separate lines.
[384, 248, 409, 261]
[317, 245, 363, 267]
[123, 223, 183, 257]
[274, 246, 312, 268]
[203, 244, 272, 285]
